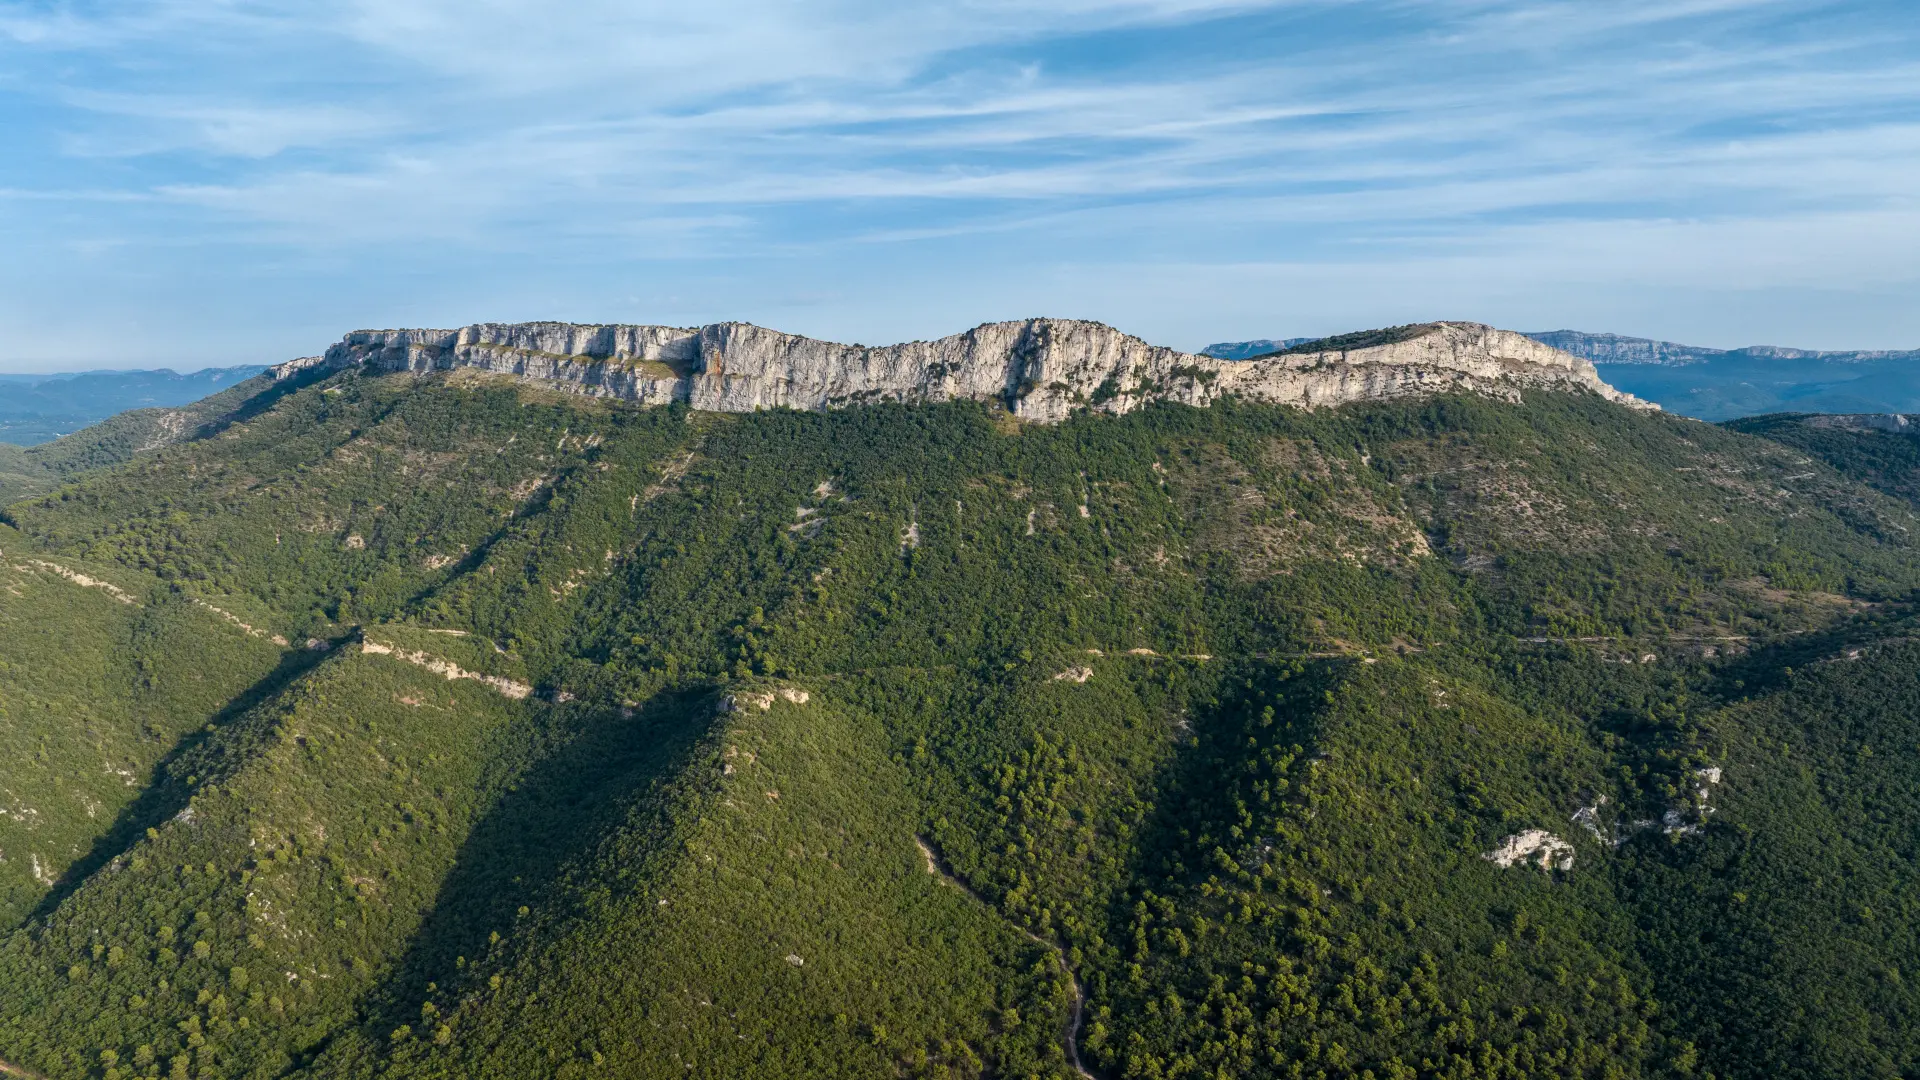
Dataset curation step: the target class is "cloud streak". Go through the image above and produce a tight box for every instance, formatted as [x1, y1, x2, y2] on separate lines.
[0, 0, 1915, 367]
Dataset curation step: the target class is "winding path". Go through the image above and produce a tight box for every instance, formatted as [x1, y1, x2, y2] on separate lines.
[917, 836, 1097, 1080]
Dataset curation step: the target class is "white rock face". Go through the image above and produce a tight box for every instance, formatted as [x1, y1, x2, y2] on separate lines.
[720, 686, 811, 713]
[1484, 829, 1576, 872]
[1570, 796, 1609, 843]
[1664, 765, 1725, 837]
[295, 318, 1653, 423]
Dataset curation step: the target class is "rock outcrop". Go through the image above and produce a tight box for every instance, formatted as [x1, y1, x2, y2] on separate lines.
[292, 318, 1651, 423]
[1807, 413, 1912, 434]
[1484, 830, 1576, 872]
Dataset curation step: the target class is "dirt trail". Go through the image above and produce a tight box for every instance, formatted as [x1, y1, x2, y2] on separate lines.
[915, 836, 1097, 1080]
[0, 1058, 51, 1080]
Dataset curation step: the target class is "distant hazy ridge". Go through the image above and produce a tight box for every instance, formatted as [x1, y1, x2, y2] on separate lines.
[0, 367, 266, 445]
[1521, 330, 1920, 367]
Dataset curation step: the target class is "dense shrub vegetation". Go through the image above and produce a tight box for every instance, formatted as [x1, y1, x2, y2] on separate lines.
[4, 369, 1920, 1078]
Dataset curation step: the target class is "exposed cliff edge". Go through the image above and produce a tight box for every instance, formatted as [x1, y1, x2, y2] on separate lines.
[287, 318, 1653, 422]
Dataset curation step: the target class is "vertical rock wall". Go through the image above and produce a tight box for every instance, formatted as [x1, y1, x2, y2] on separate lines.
[301, 318, 1651, 420]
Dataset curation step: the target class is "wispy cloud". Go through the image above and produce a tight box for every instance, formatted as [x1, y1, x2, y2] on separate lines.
[0, 0, 1915, 367]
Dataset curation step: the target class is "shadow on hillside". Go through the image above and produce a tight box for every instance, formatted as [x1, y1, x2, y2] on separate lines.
[1703, 601, 1920, 701]
[27, 638, 341, 924]
[1119, 659, 1334, 891]
[192, 361, 337, 440]
[309, 686, 718, 1069]
[397, 473, 563, 614]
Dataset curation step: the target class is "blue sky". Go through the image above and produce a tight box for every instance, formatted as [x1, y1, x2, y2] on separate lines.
[1, 0, 1916, 371]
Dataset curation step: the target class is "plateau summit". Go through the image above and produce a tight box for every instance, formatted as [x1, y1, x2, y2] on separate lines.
[295, 318, 1648, 422]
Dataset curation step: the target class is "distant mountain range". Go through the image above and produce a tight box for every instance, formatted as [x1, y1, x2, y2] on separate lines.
[1192, 337, 1322, 361]
[1203, 330, 1920, 421]
[0, 366, 268, 445]
[1520, 330, 1920, 367]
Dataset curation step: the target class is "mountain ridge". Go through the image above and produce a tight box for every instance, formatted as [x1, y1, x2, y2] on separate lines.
[1522, 330, 1920, 366]
[298, 317, 1648, 421]
[1207, 329, 1920, 419]
[1, 316, 1645, 507]
[1205, 330, 1920, 368]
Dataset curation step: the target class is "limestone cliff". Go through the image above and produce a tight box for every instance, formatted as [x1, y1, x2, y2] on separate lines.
[290, 318, 1652, 422]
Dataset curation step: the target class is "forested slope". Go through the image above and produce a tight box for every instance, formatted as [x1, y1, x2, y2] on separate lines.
[0, 540, 286, 926]
[1730, 412, 1920, 510]
[3, 363, 1920, 1079]
[0, 369, 307, 506]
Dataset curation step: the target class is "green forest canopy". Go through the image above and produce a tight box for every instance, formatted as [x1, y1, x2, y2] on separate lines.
[2, 370, 1919, 1079]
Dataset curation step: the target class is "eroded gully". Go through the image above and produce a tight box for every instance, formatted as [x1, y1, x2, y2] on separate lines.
[916, 836, 1097, 1080]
